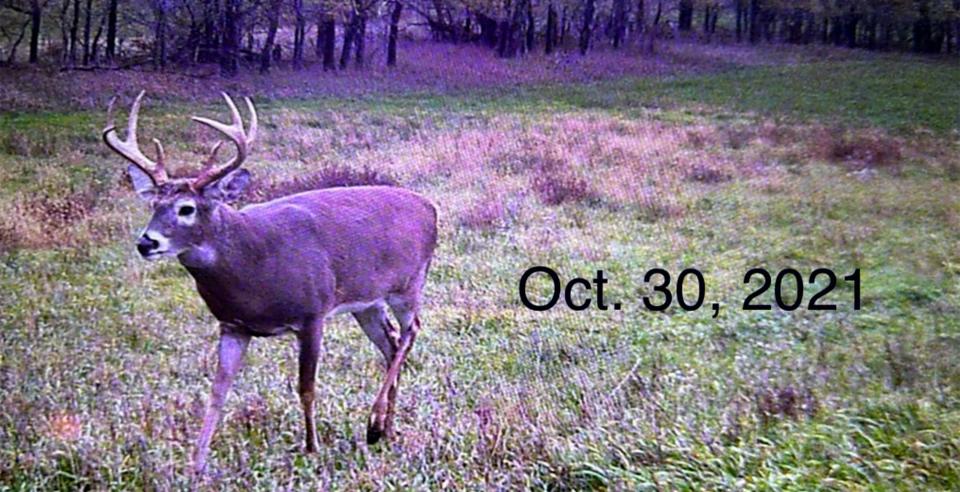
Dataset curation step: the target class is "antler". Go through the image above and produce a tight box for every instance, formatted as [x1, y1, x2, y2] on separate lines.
[103, 90, 169, 185]
[190, 93, 258, 191]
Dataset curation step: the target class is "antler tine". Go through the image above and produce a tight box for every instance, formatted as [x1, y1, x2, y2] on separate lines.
[105, 96, 118, 131]
[201, 141, 224, 168]
[128, 90, 144, 145]
[102, 90, 168, 185]
[245, 96, 258, 143]
[190, 92, 257, 190]
[152, 138, 166, 175]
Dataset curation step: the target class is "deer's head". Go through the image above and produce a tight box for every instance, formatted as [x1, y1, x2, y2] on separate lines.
[103, 91, 257, 260]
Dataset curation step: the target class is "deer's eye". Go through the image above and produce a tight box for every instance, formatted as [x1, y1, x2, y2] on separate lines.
[178, 205, 196, 217]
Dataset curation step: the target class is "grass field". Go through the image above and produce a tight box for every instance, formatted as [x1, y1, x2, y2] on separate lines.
[2, 47, 960, 489]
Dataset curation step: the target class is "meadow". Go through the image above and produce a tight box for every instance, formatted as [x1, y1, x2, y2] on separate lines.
[2, 42, 960, 490]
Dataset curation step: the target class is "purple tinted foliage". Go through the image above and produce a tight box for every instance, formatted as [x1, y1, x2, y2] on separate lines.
[249, 164, 397, 202]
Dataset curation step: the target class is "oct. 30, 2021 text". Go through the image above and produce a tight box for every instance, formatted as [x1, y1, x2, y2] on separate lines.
[518, 266, 861, 318]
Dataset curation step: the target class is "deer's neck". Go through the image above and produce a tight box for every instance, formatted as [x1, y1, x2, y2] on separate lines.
[178, 204, 255, 273]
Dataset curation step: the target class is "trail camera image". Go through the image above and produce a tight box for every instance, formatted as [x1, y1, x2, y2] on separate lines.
[1, 0, 958, 489]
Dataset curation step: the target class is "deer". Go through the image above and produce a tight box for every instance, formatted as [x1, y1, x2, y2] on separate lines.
[102, 91, 438, 474]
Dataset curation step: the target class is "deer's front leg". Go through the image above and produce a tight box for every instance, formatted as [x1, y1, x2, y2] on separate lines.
[298, 317, 324, 453]
[194, 327, 250, 475]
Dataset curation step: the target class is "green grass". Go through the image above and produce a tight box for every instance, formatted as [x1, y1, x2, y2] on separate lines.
[2, 52, 960, 489]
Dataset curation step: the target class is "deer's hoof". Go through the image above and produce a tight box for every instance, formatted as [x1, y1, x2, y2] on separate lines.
[366, 422, 384, 445]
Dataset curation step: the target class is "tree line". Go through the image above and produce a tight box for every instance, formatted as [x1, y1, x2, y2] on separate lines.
[1, 0, 957, 74]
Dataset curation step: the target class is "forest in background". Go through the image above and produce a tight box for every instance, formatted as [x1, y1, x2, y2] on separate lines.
[1, 0, 959, 75]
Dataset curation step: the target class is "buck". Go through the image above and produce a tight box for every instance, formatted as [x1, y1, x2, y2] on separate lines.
[103, 91, 437, 474]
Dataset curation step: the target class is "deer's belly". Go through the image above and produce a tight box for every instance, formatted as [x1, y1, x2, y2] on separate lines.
[327, 298, 388, 317]
[205, 297, 317, 336]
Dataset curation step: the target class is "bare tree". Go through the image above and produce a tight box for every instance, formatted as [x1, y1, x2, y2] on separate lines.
[354, 9, 365, 66]
[292, 0, 305, 69]
[340, 3, 358, 68]
[81, 0, 91, 64]
[545, 2, 557, 53]
[105, 0, 117, 62]
[579, 0, 595, 55]
[153, 0, 168, 69]
[387, 0, 403, 66]
[261, 0, 282, 73]
[221, 0, 241, 76]
[612, 0, 627, 48]
[318, 10, 335, 70]
[28, 0, 44, 63]
[68, 0, 79, 64]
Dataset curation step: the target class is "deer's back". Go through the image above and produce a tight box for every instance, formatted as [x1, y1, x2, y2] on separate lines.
[237, 185, 438, 313]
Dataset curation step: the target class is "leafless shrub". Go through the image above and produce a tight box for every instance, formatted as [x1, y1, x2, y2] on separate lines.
[885, 338, 919, 389]
[685, 164, 732, 184]
[0, 222, 20, 253]
[459, 201, 506, 231]
[755, 385, 818, 425]
[724, 126, 755, 150]
[26, 191, 95, 230]
[685, 130, 710, 149]
[635, 189, 684, 222]
[249, 164, 397, 202]
[758, 123, 798, 147]
[0, 131, 69, 158]
[810, 129, 903, 169]
[529, 156, 596, 206]
[532, 173, 596, 206]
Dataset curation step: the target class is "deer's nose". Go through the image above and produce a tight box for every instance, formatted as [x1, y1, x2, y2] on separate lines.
[137, 234, 159, 257]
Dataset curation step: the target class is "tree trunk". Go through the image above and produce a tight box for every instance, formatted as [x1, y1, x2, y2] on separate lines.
[678, 0, 692, 31]
[545, 3, 557, 53]
[293, 0, 305, 69]
[28, 0, 42, 63]
[313, 17, 323, 60]
[91, 12, 104, 64]
[560, 6, 568, 46]
[612, 0, 626, 48]
[737, 0, 746, 43]
[82, 0, 93, 65]
[354, 13, 366, 66]
[578, 0, 595, 55]
[703, 4, 711, 35]
[105, 0, 117, 62]
[5, 19, 29, 65]
[340, 10, 357, 68]
[69, 0, 80, 64]
[153, 0, 167, 70]
[748, 0, 760, 44]
[635, 0, 644, 37]
[500, 0, 527, 57]
[321, 13, 335, 70]
[644, 0, 661, 53]
[525, 0, 535, 51]
[59, 0, 69, 63]
[220, 0, 240, 76]
[387, 0, 403, 66]
[477, 12, 499, 47]
[261, 0, 282, 73]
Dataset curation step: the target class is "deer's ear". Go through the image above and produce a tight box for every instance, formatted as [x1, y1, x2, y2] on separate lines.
[203, 168, 250, 202]
[127, 164, 157, 201]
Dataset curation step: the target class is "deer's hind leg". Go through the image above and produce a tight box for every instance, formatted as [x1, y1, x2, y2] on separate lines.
[354, 304, 402, 444]
[366, 293, 423, 444]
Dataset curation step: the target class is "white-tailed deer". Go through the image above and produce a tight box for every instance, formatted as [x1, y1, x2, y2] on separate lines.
[103, 91, 437, 474]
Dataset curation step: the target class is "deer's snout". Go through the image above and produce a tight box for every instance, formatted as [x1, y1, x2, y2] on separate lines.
[137, 234, 160, 257]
